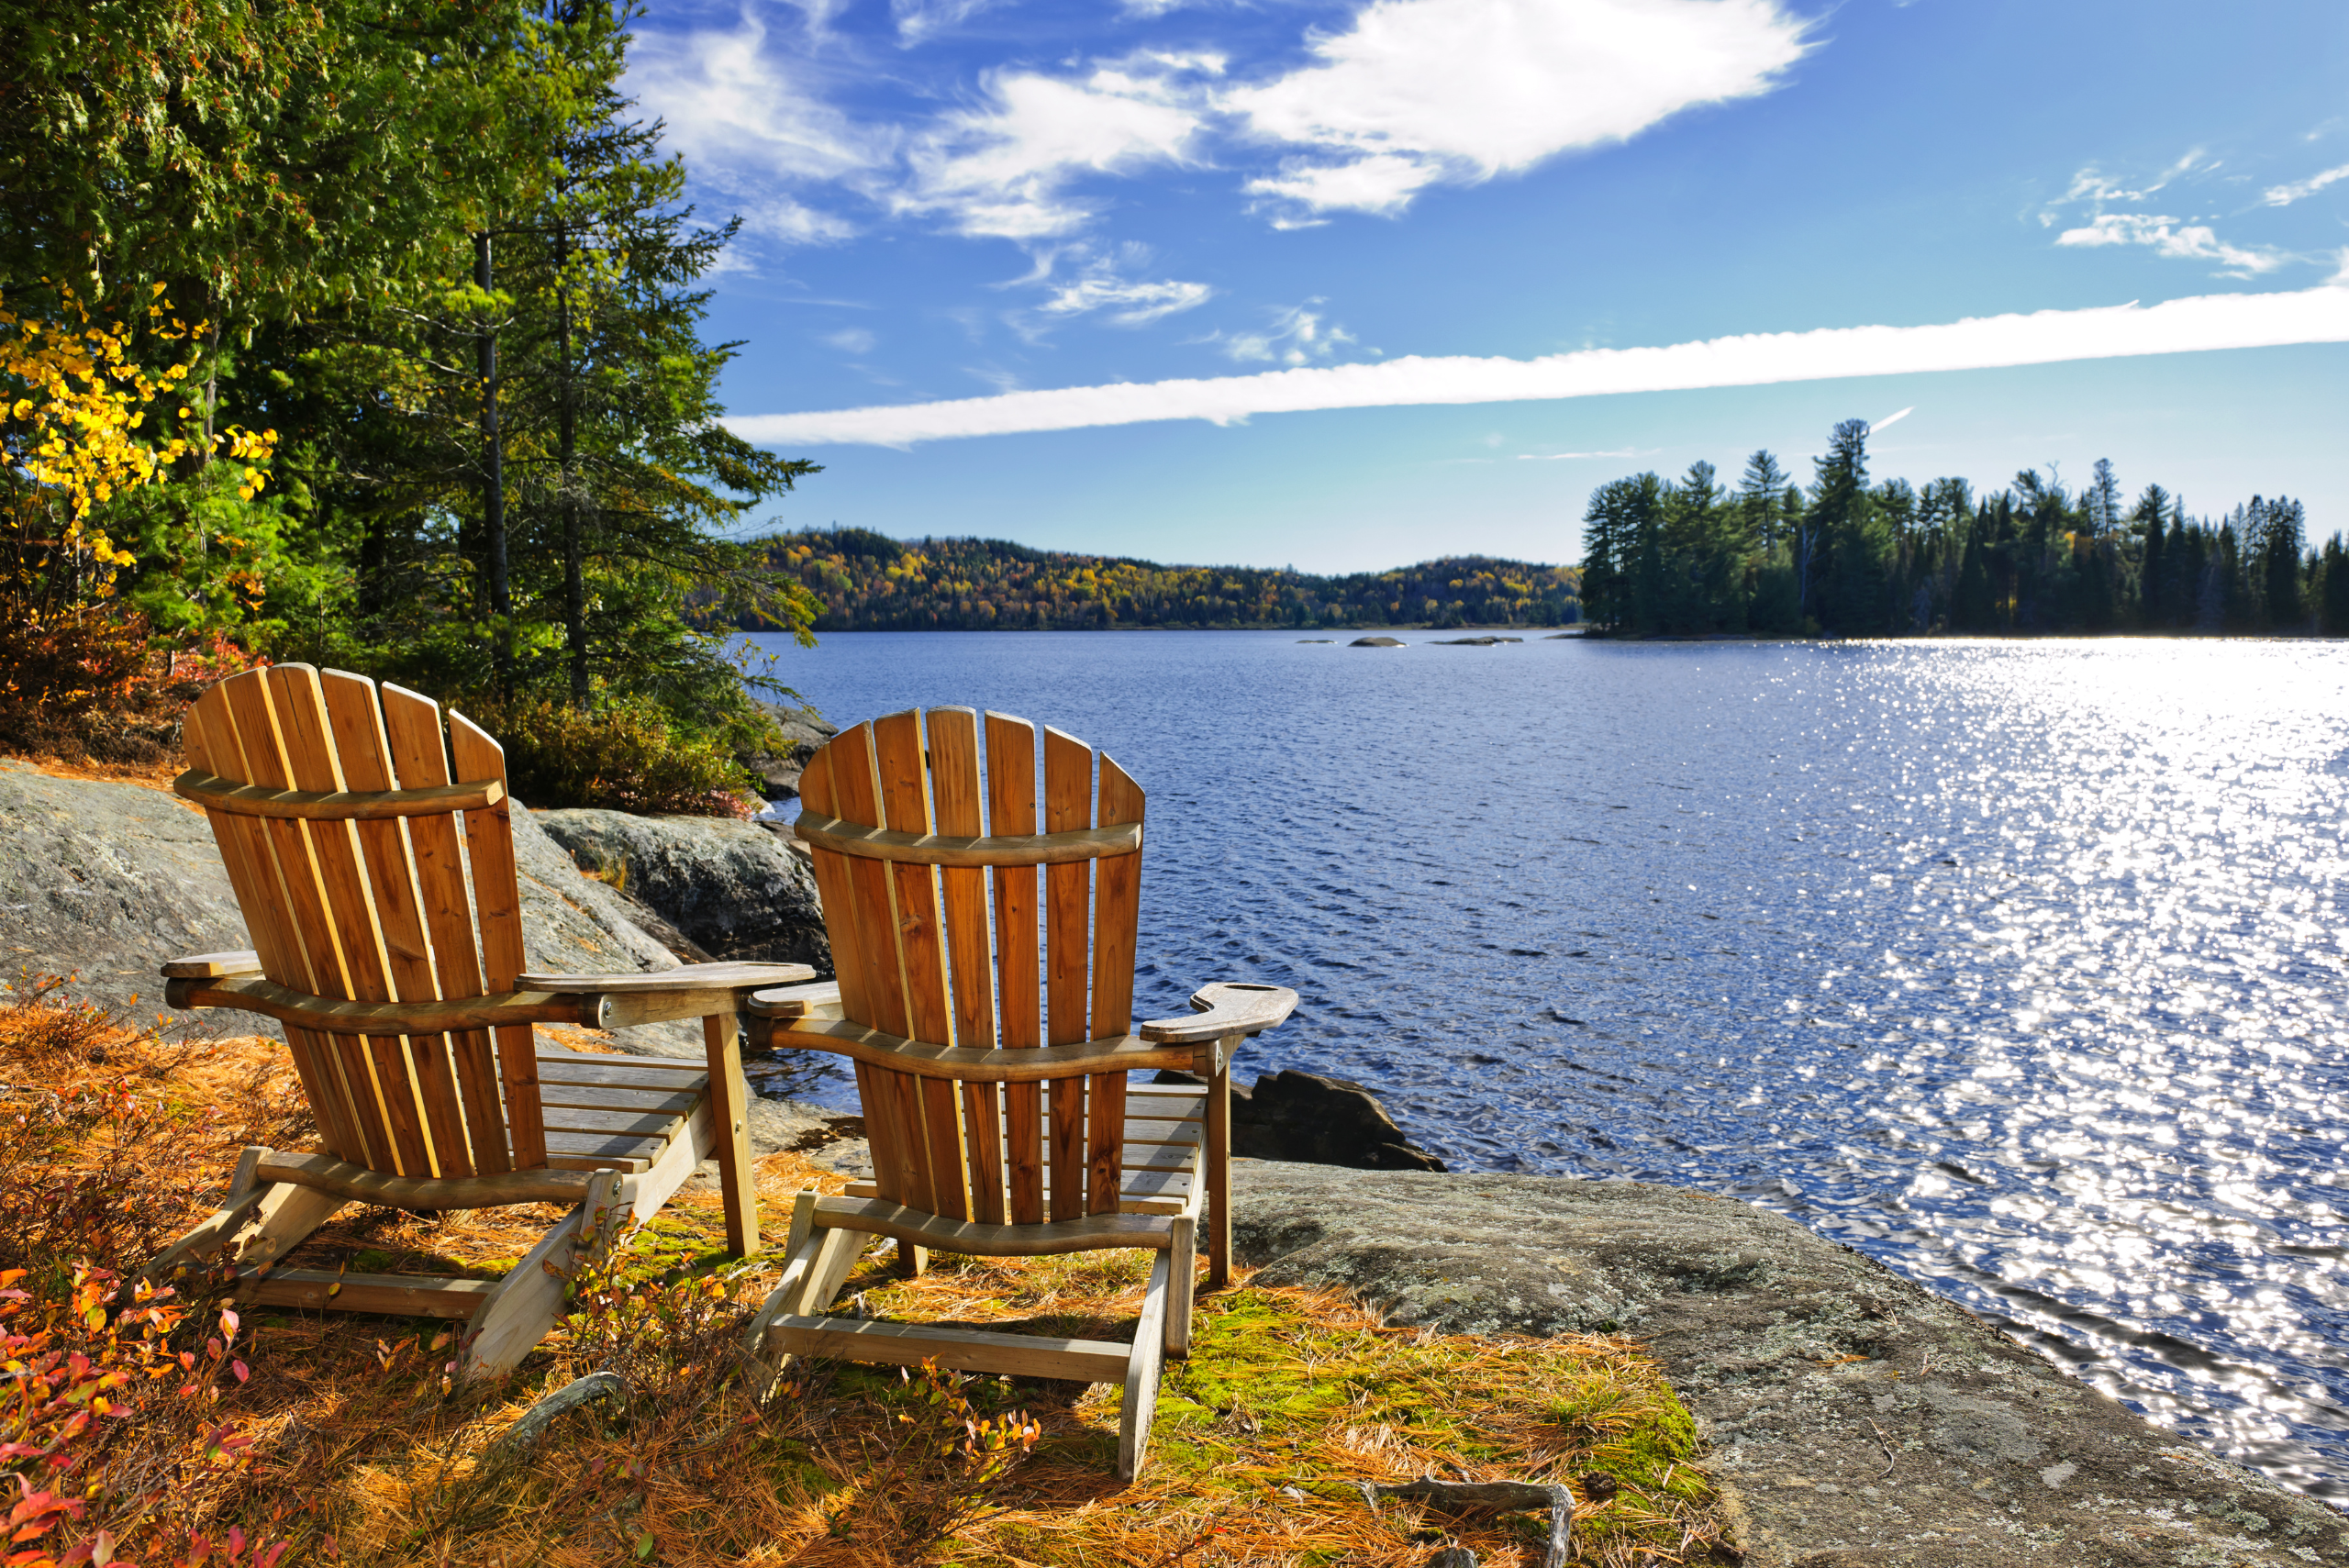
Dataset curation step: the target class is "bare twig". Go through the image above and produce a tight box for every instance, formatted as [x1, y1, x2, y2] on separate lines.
[1865, 1416, 1896, 1479]
[1354, 1477, 1573, 1568]
[484, 1370, 631, 1465]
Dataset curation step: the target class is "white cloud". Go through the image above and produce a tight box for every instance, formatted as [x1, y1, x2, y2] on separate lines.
[1001, 243, 1215, 328]
[1209, 302, 1356, 363]
[2055, 214, 2287, 276]
[892, 0, 998, 46]
[1246, 153, 1438, 217]
[899, 60, 1217, 238]
[727, 281, 2349, 447]
[2264, 163, 2349, 206]
[740, 198, 862, 246]
[1040, 274, 1215, 325]
[821, 328, 878, 353]
[1227, 0, 1810, 216]
[626, 15, 878, 246]
[1518, 448, 1637, 460]
[1868, 405, 1913, 433]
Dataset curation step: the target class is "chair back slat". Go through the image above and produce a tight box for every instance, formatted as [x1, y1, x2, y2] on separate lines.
[800, 708, 1145, 1229]
[873, 710, 968, 1220]
[1087, 755, 1145, 1214]
[181, 667, 551, 1177]
[983, 712, 1046, 1223]
[218, 671, 399, 1170]
[823, 720, 932, 1209]
[321, 672, 474, 1177]
[795, 745, 898, 1204]
[267, 666, 437, 1177]
[928, 708, 1005, 1222]
[447, 712, 544, 1171]
[379, 684, 510, 1175]
[182, 688, 368, 1162]
[1041, 727, 1093, 1220]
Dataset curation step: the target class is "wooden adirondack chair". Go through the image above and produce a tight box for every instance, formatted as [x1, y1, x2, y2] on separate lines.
[740, 707, 1297, 1481]
[146, 665, 815, 1374]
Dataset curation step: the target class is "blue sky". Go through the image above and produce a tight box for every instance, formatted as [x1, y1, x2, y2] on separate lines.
[629, 0, 2349, 571]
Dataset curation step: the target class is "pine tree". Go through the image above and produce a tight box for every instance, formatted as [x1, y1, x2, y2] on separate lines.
[2130, 484, 2170, 628]
[1808, 419, 1887, 633]
[2321, 535, 2349, 637]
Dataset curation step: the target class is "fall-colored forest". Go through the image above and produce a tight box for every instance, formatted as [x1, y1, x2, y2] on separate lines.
[752, 530, 1582, 631]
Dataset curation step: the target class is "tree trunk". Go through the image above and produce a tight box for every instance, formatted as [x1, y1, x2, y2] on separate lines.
[476, 232, 510, 688]
[558, 228, 587, 709]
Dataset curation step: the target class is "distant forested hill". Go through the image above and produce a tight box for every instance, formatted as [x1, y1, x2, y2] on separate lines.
[748, 531, 1581, 631]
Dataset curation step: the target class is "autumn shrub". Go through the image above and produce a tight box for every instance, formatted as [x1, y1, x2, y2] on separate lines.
[463, 693, 760, 817]
[0, 977, 298, 1567]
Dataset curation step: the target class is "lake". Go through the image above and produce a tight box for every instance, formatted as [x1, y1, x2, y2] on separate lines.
[740, 628, 2349, 1501]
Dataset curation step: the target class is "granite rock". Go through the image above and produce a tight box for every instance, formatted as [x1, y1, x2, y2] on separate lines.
[535, 808, 829, 974]
[743, 700, 837, 801]
[0, 761, 696, 1051]
[1229, 1163, 2349, 1567]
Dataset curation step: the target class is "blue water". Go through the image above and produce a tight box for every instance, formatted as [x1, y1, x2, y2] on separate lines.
[740, 628, 2349, 1500]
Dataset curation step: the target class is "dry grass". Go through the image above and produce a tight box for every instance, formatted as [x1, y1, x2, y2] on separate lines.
[0, 982, 1734, 1567]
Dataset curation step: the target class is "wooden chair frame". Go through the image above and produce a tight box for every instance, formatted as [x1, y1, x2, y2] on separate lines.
[739, 706, 1297, 1481]
[148, 665, 815, 1375]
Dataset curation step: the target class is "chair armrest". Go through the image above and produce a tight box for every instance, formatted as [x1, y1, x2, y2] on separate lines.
[1138, 981, 1298, 1044]
[746, 981, 843, 1020]
[162, 950, 262, 980]
[165, 973, 605, 1033]
[518, 962, 816, 993]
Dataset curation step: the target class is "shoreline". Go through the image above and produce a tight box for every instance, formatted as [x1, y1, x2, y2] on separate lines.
[9, 752, 2349, 1559]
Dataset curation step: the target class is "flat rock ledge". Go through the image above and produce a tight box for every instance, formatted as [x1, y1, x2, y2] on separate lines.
[1229, 1163, 2349, 1567]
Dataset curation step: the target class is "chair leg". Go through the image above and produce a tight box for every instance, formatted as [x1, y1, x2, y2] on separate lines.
[462, 1171, 623, 1378]
[1208, 1038, 1234, 1289]
[897, 1241, 929, 1278]
[702, 1014, 762, 1258]
[1165, 1216, 1197, 1359]
[140, 1147, 351, 1288]
[1116, 1248, 1174, 1484]
[739, 1223, 870, 1396]
[231, 1184, 351, 1272]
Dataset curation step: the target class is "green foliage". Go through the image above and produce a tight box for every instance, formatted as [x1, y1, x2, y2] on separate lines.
[0, 0, 827, 796]
[1581, 420, 2334, 638]
[465, 693, 763, 816]
[762, 532, 1581, 630]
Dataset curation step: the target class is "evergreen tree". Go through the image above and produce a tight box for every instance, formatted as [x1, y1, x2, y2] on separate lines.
[2321, 535, 2349, 637]
[2254, 495, 2306, 630]
[1953, 526, 1996, 632]
[2130, 484, 2171, 628]
[1579, 474, 1664, 634]
[1808, 419, 1887, 633]
[1736, 450, 1791, 550]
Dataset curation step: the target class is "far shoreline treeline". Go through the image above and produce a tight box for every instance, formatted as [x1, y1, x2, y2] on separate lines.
[743, 530, 1582, 631]
[1580, 419, 2349, 639]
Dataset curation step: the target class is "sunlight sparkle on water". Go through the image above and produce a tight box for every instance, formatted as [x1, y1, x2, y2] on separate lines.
[751, 631, 2349, 1499]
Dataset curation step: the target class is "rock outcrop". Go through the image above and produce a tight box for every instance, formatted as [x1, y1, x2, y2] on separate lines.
[0, 761, 689, 1049]
[535, 809, 829, 974]
[1156, 1067, 1446, 1171]
[1230, 1163, 2349, 1567]
[1349, 635, 1407, 648]
[743, 699, 837, 802]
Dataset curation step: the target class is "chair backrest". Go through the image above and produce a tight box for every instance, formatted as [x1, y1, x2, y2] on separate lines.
[180, 664, 545, 1178]
[796, 708, 1144, 1227]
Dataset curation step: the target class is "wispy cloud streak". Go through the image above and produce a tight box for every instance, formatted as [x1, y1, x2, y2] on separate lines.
[728, 284, 2349, 447]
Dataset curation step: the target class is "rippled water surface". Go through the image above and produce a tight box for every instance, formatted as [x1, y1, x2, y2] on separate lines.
[743, 629, 2349, 1498]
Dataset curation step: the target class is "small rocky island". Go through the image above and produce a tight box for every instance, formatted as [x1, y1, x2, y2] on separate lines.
[6, 756, 2342, 1565]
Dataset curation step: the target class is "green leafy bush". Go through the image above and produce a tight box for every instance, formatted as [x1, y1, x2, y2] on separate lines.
[469, 695, 762, 817]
